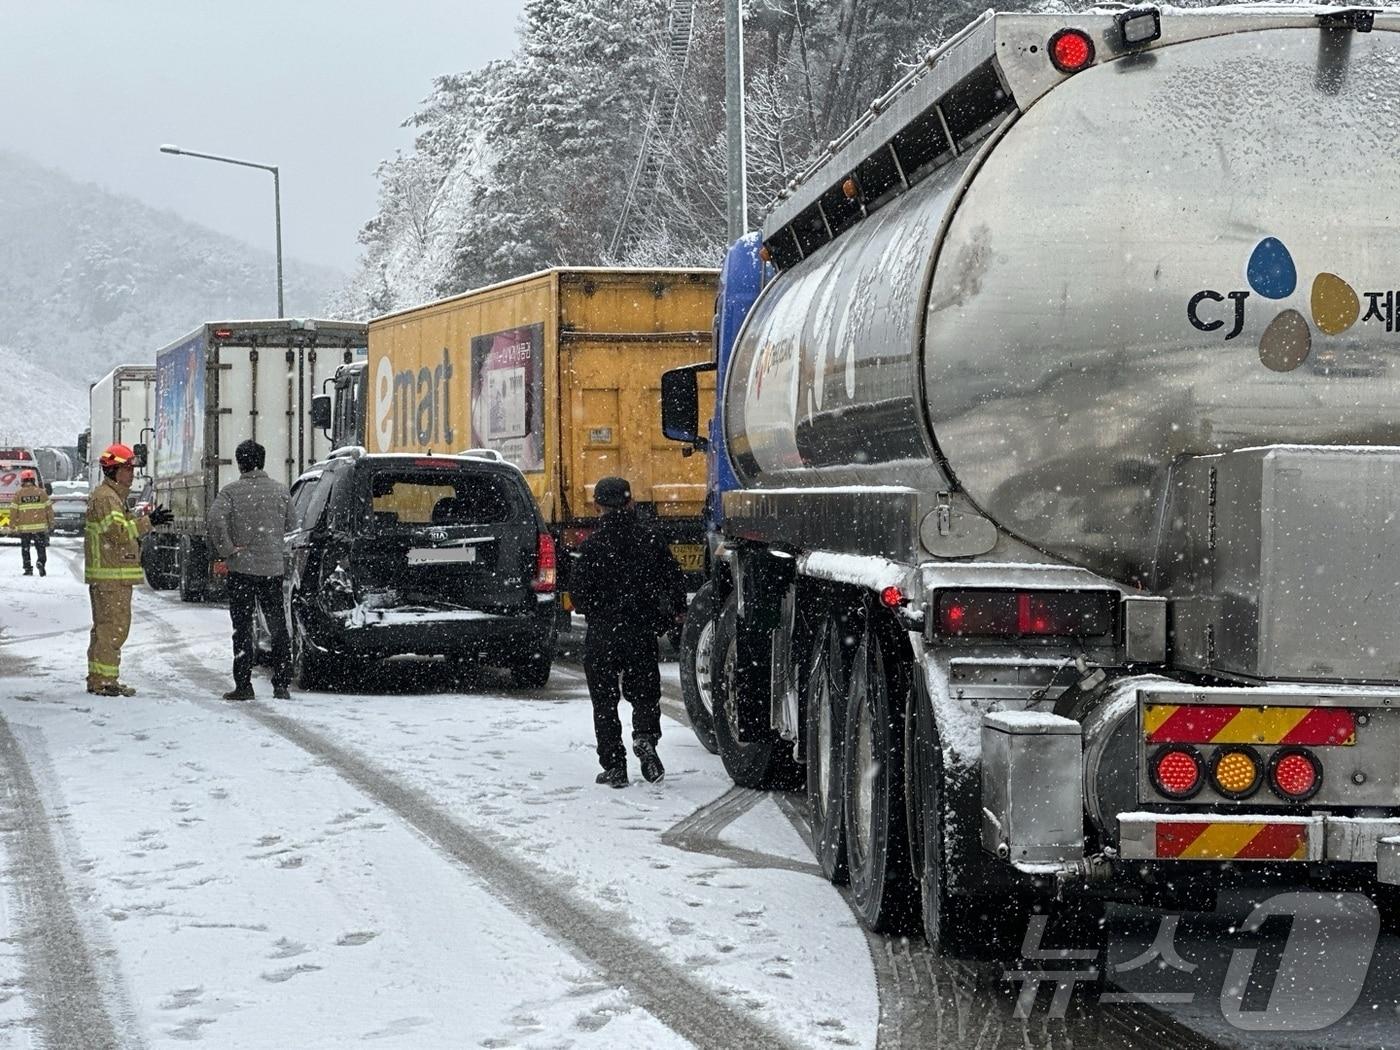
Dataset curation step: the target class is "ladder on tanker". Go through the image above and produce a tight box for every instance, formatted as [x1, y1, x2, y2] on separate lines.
[608, 0, 696, 257]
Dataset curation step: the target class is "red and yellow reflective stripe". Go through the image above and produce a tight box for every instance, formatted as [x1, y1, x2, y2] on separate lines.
[1156, 820, 1309, 860]
[1144, 704, 1354, 746]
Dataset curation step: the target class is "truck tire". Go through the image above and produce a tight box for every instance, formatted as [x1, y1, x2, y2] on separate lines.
[177, 537, 203, 602]
[141, 537, 177, 590]
[843, 623, 920, 933]
[711, 591, 802, 790]
[908, 678, 992, 956]
[678, 582, 719, 754]
[805, 613, 849, 884]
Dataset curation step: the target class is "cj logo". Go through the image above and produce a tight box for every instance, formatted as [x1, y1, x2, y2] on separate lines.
[1187, 237, 1375, 373]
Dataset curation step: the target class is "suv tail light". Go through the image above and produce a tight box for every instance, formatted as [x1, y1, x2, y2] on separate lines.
[934, 590, 1113, 639]
[532, 532, 557, 593]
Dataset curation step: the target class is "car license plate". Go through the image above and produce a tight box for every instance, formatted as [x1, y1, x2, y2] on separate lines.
[408, 546, 477, 565]
[670, 544, 705, 572]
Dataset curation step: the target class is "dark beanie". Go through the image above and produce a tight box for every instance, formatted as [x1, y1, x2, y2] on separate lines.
[235, 440, 266, 472]
[594, 476, 631, 508]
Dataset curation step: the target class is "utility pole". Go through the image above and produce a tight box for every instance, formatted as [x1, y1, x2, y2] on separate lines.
[724, 0, 747, 242]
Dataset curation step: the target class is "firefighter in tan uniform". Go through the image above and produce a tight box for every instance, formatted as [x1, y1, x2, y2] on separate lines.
[12, 469, 54, 576]
[85, 444, 170, 696]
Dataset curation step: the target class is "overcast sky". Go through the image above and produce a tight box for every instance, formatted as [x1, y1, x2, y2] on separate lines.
[0, 0, 526, 271]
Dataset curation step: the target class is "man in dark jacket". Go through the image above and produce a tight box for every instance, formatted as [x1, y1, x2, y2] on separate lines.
[570, 476, 685, 787]
[207, 440, 292, 701]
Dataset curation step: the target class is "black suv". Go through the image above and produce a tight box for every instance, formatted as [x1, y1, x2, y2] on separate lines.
[284, 449, 557, 689]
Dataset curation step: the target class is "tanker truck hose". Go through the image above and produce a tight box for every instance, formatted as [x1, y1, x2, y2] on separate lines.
[1029, 653, 1108, 715]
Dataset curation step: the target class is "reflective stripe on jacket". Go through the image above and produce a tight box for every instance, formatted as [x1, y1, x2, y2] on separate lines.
[11, 483, 53, 533]
[85, 478, 149, 584]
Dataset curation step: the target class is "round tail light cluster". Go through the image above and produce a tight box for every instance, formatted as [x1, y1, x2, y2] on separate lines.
[1150, 745, 1203, 799]
[1153, 745, 1324, 803]
[1269, 748, 1322, 801]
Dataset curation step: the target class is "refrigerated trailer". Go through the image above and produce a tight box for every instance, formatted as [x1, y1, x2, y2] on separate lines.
[86, 364, 156, 489]
[662, 5, 1400, 953]
[144, 319, 368, 599]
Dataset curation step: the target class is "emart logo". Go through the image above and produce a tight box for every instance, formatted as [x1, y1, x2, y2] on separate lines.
[1186, 237, 1399, 372]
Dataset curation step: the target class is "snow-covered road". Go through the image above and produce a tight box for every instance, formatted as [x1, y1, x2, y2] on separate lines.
[0, 540, 883, 1049]
[6, 538, 1367, 1050]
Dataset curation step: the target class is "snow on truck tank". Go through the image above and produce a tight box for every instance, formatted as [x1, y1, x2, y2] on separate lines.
[728, 17, 1400, 583]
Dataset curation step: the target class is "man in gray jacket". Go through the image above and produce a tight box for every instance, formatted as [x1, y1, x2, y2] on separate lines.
[207, 439, 292, 700]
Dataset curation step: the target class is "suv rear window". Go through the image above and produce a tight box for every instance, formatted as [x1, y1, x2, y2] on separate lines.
[366, 468, 517, 530]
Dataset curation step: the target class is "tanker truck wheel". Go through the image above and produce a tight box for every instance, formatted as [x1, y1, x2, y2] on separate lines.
[711, 592, 801, 790]
[907, 675, 996, 956]
[805, 613, 850, 884]
[678, 582, 719, 754]
[842, 623, 920, 933]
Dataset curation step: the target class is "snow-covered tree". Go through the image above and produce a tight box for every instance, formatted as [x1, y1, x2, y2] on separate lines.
[436, 0, 666, 292]
[343, 0, 1181, 308]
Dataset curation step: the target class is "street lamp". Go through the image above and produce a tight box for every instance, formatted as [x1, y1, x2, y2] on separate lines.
[160, 144, 284, 318]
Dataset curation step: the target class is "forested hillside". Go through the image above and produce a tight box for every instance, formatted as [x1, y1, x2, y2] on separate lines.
[0, 152, 341, 444]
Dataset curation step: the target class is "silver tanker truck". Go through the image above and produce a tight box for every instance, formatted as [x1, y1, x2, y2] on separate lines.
[662, 5, 1400, 953]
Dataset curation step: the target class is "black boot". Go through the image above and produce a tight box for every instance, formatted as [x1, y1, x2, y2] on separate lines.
[634, 740, 665, 783]
[595, 766, 629, 788]
[37, 565, 45, 577]
[22, 568, 32, 576]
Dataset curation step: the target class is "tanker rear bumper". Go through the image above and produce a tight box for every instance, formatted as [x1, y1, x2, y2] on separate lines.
[1117, 812, 1400, 884]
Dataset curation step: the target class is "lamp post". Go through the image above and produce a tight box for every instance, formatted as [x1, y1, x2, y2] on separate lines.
[724, 0, 747, 241]
[159, 144, 283, 318]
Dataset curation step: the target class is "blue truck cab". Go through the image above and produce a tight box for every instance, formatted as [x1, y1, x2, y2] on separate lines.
[661, 232, 772, 752]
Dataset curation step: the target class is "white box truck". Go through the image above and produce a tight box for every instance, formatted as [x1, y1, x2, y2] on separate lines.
[84, 364, 156, 489]
[143, 319, 368, 599]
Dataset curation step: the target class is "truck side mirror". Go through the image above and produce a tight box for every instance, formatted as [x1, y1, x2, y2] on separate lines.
[77, 431, 89, 463]
[310, 394, 332, 430]
[132, 442, 149, 468]
[661, 363, 714, 449]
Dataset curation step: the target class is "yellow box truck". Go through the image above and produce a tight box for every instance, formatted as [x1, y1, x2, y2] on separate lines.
[353, 268, 718, 592]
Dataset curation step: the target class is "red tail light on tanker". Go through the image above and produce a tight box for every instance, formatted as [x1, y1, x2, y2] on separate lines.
[1269, 748, 1322, 801]
[934, 589, 1113, 639]
[532, 532, 557, 593]
[1048, 28, 1095, 74]
[1150, 745, 1204, 799]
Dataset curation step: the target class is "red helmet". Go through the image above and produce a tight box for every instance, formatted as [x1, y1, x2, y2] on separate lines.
[99, 443, 136, 468]
[19, 469, 36, 481]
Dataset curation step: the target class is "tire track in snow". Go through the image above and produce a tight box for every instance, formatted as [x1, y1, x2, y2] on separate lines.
[661, 787, 822, 877]
[141, 607, 802, 1050]
[770, 795, 1220, 1050]
[0, 715, 136, 1050]
[658, 776, 1220, 1049]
